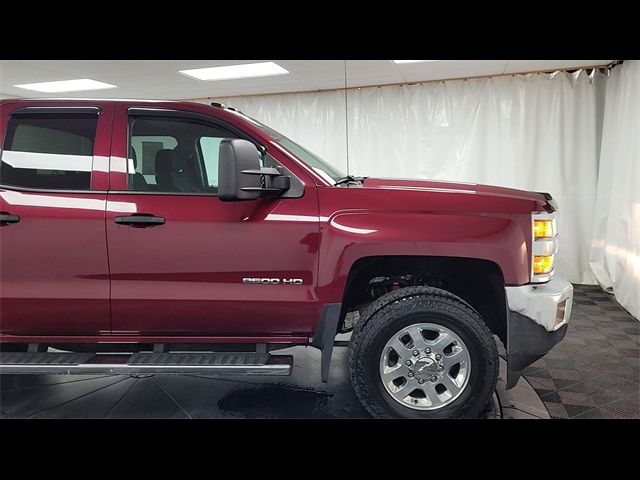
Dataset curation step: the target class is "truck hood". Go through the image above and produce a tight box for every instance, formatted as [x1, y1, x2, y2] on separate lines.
[361, 177, 549, 204]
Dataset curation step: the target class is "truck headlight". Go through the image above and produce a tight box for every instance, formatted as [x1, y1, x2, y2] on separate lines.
[531, 212, 558, 283]
[533, 219, 556, 239]
[533, 255, 554, 274]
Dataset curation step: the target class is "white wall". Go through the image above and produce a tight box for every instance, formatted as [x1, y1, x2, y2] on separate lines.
[200, 70, 602, 286]
[589, 61, 640, 319]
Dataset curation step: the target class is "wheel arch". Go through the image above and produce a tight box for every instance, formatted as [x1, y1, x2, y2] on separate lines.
[339, 255, 508, 347]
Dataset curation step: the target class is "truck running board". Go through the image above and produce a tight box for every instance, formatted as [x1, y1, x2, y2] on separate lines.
[0, 352, 292, 376]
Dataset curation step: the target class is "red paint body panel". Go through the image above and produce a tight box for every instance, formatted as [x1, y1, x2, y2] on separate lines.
[0, 334, 308, 344]
[0, 101, 113, 335]
[0, 190, 111, 335]
[315, 180, 542, 304]
[0, 99, 550, 345]
[105, 194, 320, 336]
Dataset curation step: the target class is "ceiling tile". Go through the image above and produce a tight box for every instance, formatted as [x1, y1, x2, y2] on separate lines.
[276, 60, 345, 73]
[0, 61, 74, 84]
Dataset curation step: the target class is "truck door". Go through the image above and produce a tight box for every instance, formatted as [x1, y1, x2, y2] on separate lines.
[0, 103, 113, 336]
[105, 105, 320, 337]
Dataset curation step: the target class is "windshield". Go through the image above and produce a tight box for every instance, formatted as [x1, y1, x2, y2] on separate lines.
[241, 115, 346, 183]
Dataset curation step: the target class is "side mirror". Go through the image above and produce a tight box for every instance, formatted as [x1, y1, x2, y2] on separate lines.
[218, 139, 262, 201]
[218, 138, 291, 201]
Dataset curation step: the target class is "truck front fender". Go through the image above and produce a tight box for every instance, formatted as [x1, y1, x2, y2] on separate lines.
[316, 210, 531, 304]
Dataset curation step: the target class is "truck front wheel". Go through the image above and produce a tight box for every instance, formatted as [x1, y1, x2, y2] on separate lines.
[349, 286, 498, 418]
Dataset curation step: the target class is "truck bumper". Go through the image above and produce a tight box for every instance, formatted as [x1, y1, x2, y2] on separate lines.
[505, 278, 573, 388]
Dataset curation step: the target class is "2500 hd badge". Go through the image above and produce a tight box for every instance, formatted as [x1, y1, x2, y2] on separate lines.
[243, 278, 304, 285]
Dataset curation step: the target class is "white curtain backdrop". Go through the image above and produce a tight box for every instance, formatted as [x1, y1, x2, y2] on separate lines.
[195, 66, 638, 318]
[589, 61, 640, 319]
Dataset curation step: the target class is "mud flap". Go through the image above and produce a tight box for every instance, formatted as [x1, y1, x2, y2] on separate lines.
[310, 303, 342, 383]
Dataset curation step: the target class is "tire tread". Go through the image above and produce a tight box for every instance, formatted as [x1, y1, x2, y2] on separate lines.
[349, 286, 498, 419]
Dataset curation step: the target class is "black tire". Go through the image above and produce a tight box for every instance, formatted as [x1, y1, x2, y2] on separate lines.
[349, 286, 498, 419]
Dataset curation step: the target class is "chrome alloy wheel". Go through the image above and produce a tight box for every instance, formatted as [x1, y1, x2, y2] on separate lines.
[379, 322, 471, 410]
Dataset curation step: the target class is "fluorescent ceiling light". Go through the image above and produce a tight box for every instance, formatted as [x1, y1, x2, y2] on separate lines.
[14, 79, 117, 93]
[393, 60, 437, 64]
[179, 62, 289, 81]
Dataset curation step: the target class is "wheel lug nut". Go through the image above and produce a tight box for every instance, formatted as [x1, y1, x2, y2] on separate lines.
[431, 376, 437, 382]
[425, 348, 431, 354]
[438, 365, 444, 371]
[408, 372, 414, 378]
[412, 350, 419, 356]
[435, 354, 441, 360]
[405, 360, 412, 366]
[418, 378, 425, 384]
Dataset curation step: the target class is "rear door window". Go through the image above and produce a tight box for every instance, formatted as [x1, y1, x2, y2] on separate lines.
[1, 113, 98, 190]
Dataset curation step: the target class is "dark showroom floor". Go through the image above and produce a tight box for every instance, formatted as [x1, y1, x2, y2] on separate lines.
[0, 286, 638, 419]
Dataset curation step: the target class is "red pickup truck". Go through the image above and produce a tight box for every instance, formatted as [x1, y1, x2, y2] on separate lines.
[0, 99, 573, 418]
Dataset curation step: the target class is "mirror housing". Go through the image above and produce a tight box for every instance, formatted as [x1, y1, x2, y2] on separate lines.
[218, 139, 262, 201]
[218, 138, 291, 201]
